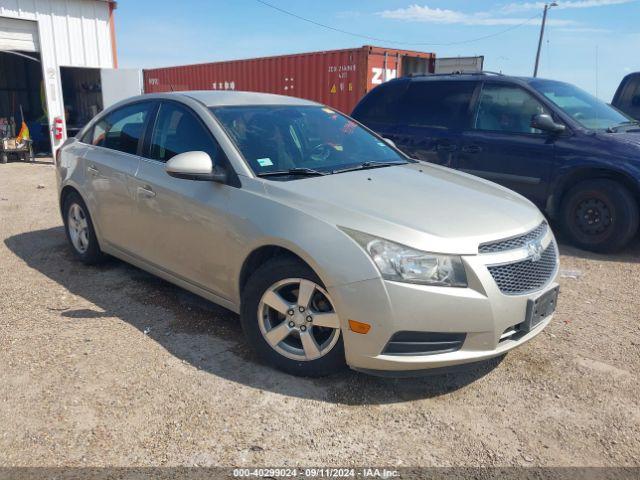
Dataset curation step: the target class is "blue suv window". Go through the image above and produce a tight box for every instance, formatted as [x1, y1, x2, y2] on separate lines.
[352, 80, 407, 125]
[474, 84, 549, 134]
[397, 81, 476, 130]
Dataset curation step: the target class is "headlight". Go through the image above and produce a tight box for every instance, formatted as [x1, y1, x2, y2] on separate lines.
[341, 228, 467, 287]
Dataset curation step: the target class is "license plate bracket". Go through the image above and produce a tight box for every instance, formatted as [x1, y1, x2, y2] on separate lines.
[523, 286, 559, 332]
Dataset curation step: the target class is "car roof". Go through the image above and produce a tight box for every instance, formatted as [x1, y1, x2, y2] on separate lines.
[399, 73, 550, 86]
[153, 90, 320, 107]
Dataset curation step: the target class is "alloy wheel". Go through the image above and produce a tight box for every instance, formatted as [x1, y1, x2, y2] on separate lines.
[67, 203, 90, 254]
[257, 278, 341, 361]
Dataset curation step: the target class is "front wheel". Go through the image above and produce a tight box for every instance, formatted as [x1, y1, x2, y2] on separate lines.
[560, 179, 639, 253]
[241, 258, 346, 377]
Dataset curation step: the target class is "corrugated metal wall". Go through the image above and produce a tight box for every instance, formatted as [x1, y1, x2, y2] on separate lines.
[1, 0, 115, 151]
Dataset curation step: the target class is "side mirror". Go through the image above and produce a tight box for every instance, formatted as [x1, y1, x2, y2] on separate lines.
[383, 137, 397, 148]
[531, 114, 566, 133]
[165, 151, 227, 183]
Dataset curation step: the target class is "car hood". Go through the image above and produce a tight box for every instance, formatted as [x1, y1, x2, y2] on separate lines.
[263, 163, 545, 255]
[605, 130, 640, 148]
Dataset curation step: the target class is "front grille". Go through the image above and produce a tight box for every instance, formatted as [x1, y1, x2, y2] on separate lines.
[382, 331, 466, 356]
[479, 222, 548, 254]
[488, 242, 558, 295]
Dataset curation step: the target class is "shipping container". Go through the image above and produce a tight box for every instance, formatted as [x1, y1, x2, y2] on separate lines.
[434, 56, 485, 74]
[143, 45, 435, 114]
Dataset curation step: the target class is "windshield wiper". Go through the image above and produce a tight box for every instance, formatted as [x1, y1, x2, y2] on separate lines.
[607, 120, 640, 133]
[256, 167, 328, 178]
[332, 161, 406, 175]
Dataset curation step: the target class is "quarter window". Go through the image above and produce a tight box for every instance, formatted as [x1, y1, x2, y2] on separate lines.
[352, 80, 407, 125]
[396, 81, 476, 130]
[474, 84, 549, 134]
[149, 103, 218, 163]
[87, 103, 152, 155]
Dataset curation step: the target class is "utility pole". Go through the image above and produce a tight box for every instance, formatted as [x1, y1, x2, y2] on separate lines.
[533, 2, 557, 77]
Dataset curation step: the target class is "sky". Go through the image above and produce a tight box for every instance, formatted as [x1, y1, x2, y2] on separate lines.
[115, 0, 640, 101]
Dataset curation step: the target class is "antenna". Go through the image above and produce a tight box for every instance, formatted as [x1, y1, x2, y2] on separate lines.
[595, 45, 599, 99]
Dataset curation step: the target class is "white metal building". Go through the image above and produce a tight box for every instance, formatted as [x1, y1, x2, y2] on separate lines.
[0, 0, 141, 155]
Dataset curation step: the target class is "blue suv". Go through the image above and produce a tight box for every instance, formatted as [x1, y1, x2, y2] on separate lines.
[352, 73, 640, 252]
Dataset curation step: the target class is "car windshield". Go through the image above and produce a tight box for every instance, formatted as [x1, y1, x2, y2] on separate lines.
[210, 105, 408, 177]
[530, 79, 633, 130]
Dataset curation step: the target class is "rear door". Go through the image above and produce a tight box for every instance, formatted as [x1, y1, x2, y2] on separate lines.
[455, 82, 557, 207]
[81, 101, 153, 250]
[133, 101, 233, 298]
[393, 80, 477, 166]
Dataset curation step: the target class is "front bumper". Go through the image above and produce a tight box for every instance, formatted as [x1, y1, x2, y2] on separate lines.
[328, 238, 559, 373]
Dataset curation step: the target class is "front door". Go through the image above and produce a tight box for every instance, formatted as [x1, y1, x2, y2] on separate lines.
[133, 101, 234, 299]
[455, 83, 557, 207]
[81, 101, 153, 250]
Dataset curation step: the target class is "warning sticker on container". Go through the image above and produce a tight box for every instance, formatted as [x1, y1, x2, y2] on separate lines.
[330, 84, 337, 94]
[256, 158, 273, 167]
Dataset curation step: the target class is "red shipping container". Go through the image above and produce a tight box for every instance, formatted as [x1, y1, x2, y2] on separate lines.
[143, 45, 435, 114]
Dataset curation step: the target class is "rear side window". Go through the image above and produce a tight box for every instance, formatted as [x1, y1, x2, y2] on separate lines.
[352, 80, 407, 125]
[85, 102, 152, 155]
[148, 102, 219, 163]
[618, 75, 640, 119]
[396, 81, 475, 130]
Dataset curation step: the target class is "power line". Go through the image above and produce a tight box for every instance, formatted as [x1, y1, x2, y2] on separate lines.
[255, 0, 543, 47]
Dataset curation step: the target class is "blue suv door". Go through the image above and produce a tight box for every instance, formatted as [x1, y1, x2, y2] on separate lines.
[455, 82, 557, 208]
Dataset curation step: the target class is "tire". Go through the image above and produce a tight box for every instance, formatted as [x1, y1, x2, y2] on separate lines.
[240, 257, 346, 377]
[560, 179, 639, 253]
[62, 192, 106, 264]
[1, 154, 7, 164]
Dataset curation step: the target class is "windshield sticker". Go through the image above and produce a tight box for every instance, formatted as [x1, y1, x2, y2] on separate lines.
[257, 158, 274, 167]
[321, 108, 334, 114]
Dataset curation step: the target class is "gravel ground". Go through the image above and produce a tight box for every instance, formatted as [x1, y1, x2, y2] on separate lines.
[1, 161, 639, 468]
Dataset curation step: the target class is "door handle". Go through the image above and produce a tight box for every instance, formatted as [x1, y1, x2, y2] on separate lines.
[137, 186, 156, 198]
[87, 165, 99, 176]
[435, 143, 457, 152]
[462, 145, 483, 154]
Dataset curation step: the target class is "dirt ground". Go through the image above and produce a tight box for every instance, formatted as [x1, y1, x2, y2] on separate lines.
[1, 161, 639, 468]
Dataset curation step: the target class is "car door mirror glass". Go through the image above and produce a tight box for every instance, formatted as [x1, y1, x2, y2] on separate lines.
[531, 114, 565, 133]
[165, 151, 222, 181]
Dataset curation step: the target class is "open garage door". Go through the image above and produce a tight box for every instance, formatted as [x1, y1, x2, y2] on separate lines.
[0, 17, 39, 52]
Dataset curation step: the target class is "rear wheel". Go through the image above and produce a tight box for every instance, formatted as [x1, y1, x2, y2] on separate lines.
[241, 258, 345, 377]
[62, 192, 106, 264]
[561, 179, 639, 252]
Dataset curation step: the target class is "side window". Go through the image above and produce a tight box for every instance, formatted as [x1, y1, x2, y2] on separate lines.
[352, 80, 407, 125]
[87, 103, 151, 154]
[621, 76, 640, 118]
[149, 103, 218, 163]
[396, 81, 476, 130]
[474, 84, 550, 134]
